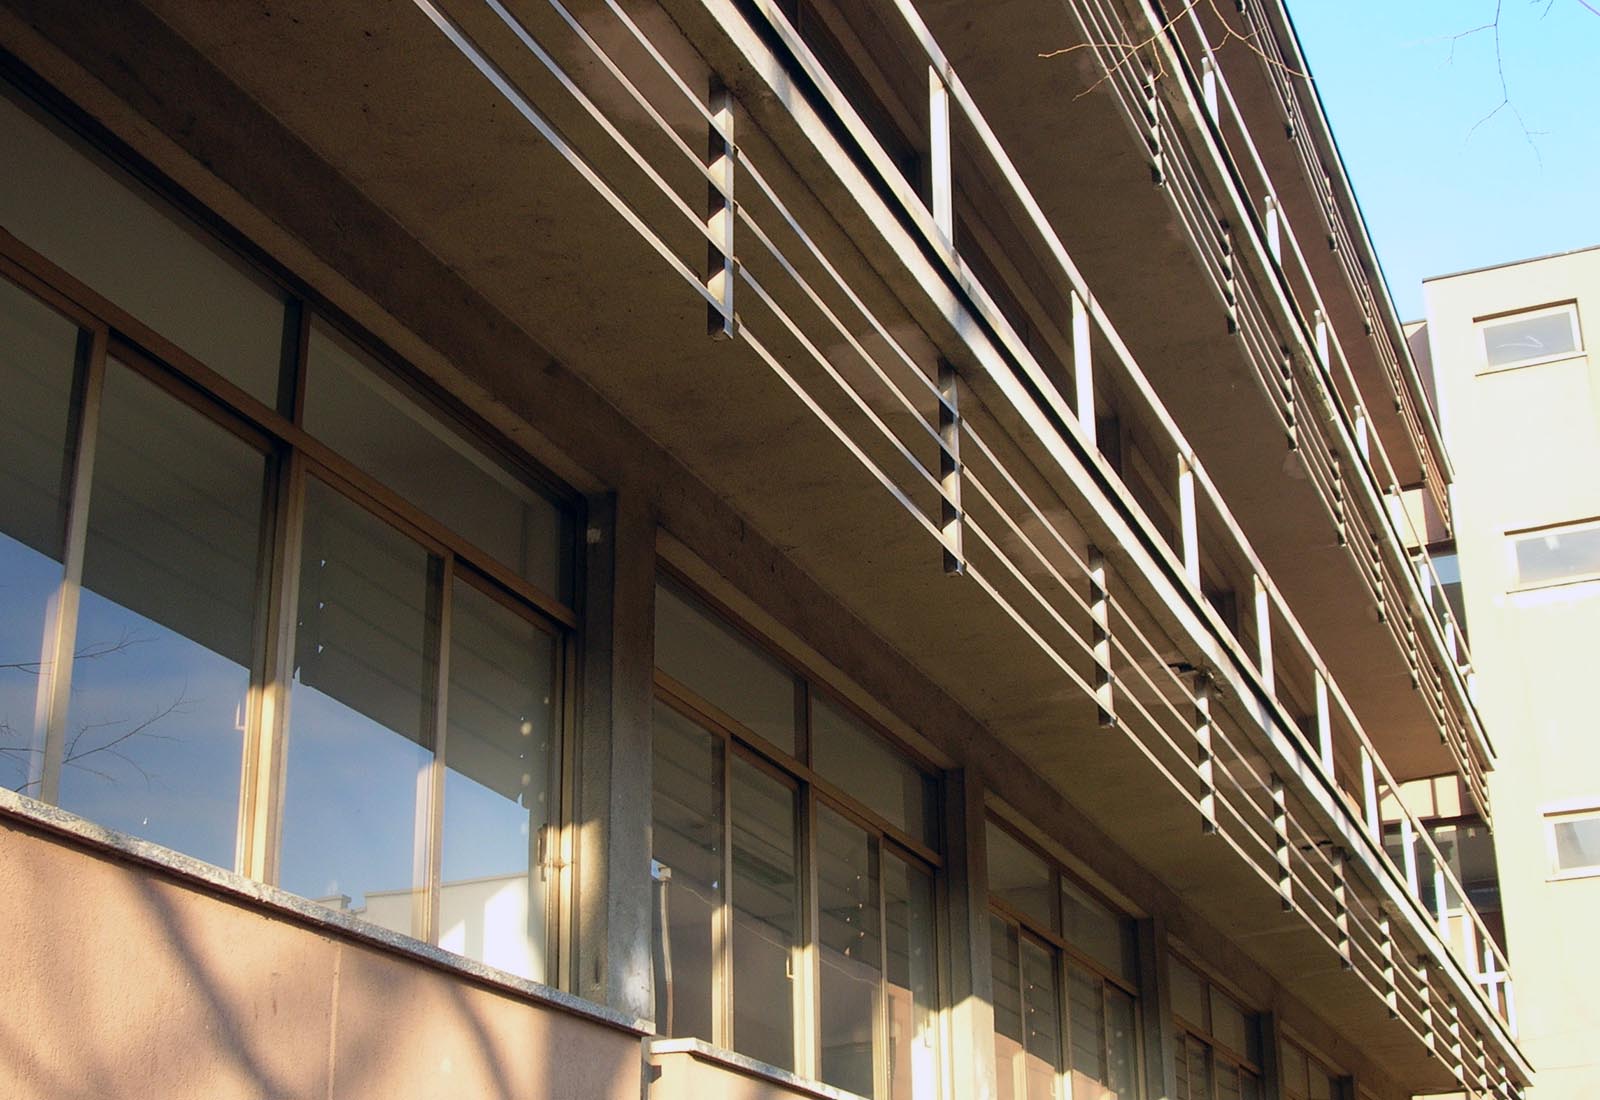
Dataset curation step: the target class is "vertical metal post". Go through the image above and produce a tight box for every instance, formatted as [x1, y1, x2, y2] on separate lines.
[1089, 546, 1114, 727]
[929, 66, 953, 242]
[706, 79, 736, 339]
[1401, 814, 1421, 898]
[1314, 309, 1330, 370]
[1254, 575, 1273, 694]
[939, 358, 964, 575]
[1179, 455, 1200, 588]
[1332, 847, 1351, 968]
[1201, 55, 1218, 121]
[1314, 670, 1333, 772]
[1072, 291, 1095, 449]
[1272, 776, 1292, 910]
[1264, 194, 1281, 262]
[1195, 675, 1216, 834]
[1354, 404, 1370, 461]
[1360, 745, 1380, 842]
[1380, 915, 1399, 1018]
[1417, 956, 1435, 1055]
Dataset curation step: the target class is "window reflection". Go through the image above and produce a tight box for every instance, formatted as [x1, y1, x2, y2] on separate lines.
[59, 361, 266, 869]
[731, 756, 800, 1070]
[280, 478, 438, 935]
[818, 804, 881, 1097]
[0, 277, 79, 794]
[439, 576, 558, 981]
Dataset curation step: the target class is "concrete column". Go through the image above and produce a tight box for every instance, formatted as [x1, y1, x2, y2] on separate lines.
[573, 491, 657, 1022]
[1138, 917, 1178, 1100]
[942, 767, 998, 1100]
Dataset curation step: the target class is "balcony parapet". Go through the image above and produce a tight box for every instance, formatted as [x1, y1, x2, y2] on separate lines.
[1058, 0, 1495, 809]
[399, 0, 1526, 1092]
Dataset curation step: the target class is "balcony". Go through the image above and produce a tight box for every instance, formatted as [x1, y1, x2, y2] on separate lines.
[43, 0, 1524, 1094]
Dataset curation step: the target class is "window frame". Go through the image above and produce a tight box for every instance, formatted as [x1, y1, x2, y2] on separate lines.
[1168, 953, 1263, 1100]
[1504, 517, 1600, 593]
[1545, 804, 1600, 881]
[986, 813, 1145, 1100]
[0, 90, 583, 990]
[1475, 301, 1584, 373]
[650, 570, 944, 1098]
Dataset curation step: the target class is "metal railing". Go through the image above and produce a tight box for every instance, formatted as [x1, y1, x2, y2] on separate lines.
[404, 0, 1521, 1090]
[1147, 0, 1492, 807]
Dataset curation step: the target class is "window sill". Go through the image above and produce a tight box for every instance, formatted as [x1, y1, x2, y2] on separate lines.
[0, 786, 651, 1038]
[1475, 350, 1587, 376]
[649, 1037, 868, 1100]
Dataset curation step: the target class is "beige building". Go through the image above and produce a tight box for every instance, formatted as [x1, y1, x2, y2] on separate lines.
[1414, 246, 1600, 1100]
[0, 1, 1529, 1099]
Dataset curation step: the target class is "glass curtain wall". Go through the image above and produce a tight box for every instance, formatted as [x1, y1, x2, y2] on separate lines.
[0, 83, 575, 985]
[651, 576, 941, 1099]
[987, 818, 1143, 1100]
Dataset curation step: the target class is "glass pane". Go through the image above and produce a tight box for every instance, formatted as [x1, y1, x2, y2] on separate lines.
[1061, 876, 1137, 984]
[991, 916, 1024, 1100]
[1022, 938, 1062, 1100]
[1172, 1034, 1192, 1100]
[987, 821, 1054, 930]
[60, 362, 265, 869]
[1280, 1041, 1308, 1099]
[812, 692, 936, 846]
[303, 320, 571, 601]
[1184, 1038, 1210, 1100]
[1307, 1063, 1334, 1100]
[1, 93, 285, 407]
[818, 804, 881, 1098]
[1209, 989, 1252, 1062]
[1105, 985, 1139, 1100]
[1482, 309, 1578, 366]
[280, 479, 439, 936]
[886, 854, 940, 1100]
[1554, 816, 1600, 872]
[1068, 965, 1106, 1089]
[651, 703, 723, 1044]
[1512, 525, 1600, 588]
[731, 756, 800, 1071]
[1169, 959, 1206, 1028]
[438, 578, 557, 981]
[1214, 1060, 1241, 1100]
[655, 580, 797, 754]
[0, 278, 78, 795]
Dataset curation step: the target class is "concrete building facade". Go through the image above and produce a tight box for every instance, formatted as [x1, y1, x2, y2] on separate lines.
[1415, 246, 1600, 1100]
[0, 2, 1528, 1099]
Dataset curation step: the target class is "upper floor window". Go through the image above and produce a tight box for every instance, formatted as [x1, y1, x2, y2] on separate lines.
[651, 575, 942, 1098]
[1478, 303, 1582, 371]
[1508, 519, 1600, 591]
[1169, 958, 1262, 1100]
[1548, 807, 1600, 879]
[987, 817, 1142, 1100]
[0, 81, 577, 985]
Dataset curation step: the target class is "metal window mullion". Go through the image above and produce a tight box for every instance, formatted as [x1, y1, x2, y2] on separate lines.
[1057, 945, 1072, 1095]
[875, 833, 890, 1100]
[34, 326, 107, 806]
[718, 733, 735, 1050]
[800, 782, 821, 1079]
[417, 553, 454, 947]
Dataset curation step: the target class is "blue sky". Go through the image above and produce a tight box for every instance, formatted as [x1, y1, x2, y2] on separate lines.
[1284, 0, 1600, 320]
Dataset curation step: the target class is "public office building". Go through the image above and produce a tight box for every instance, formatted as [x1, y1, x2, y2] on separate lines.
[1409, 245, 1600, 1100]
[0, 2, 1529, 1099]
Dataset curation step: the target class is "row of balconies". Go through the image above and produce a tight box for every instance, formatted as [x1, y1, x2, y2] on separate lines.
[266, 0, 1523, 1092]
[657, 0, 1516, 1079]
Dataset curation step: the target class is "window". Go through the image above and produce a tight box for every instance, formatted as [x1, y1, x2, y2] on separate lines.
[1478, 303, 1582, 371]
[1548, 808, 1600, 878]
[650, 577, 942, 1098]
[0, 81, 576, 984]
[1508, 520, 1600, 590]
[1170, 958, 1261, 1100]
[987, 818, 1142, 1100]
[1422, 546, 1469, 644]
[1278, 1038, 1337, 1100]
